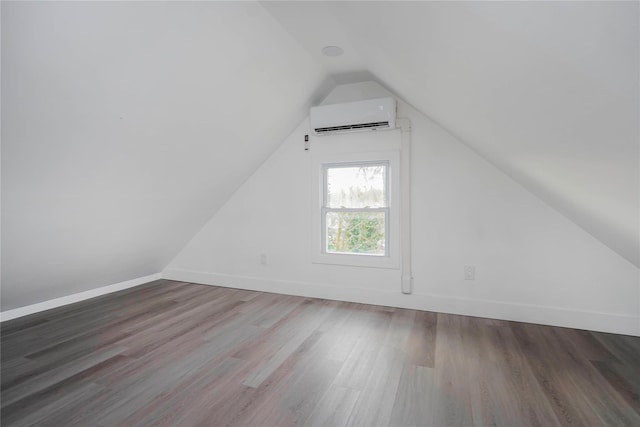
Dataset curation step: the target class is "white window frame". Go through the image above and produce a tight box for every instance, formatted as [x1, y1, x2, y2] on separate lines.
[312, 148, 401, 269]
[321, 161, 390, 257]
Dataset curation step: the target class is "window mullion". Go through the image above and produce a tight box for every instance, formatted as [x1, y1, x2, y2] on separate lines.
[324, 207, 387, 213]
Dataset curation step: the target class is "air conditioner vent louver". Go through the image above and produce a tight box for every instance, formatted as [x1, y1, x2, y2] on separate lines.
[310, 97, 396, 135]
[314, 121, 390, 134]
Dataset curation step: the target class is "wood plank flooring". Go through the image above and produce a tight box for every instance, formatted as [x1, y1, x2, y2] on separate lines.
[2, 280, 639, 426]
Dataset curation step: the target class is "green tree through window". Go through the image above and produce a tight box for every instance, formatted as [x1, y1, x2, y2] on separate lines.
[323, 163, 388, 256]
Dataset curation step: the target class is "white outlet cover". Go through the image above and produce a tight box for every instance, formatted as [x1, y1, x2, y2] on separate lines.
[464, 266, 475, 280]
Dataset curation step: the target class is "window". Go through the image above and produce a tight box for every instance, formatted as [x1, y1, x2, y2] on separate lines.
[322, 162, 389, 256]
[311, 145, 400, 270]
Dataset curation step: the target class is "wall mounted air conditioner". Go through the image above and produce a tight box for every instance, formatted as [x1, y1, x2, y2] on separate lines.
[310, 97, 396, 135]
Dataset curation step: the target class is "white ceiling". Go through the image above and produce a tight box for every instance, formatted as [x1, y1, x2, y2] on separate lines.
[2, 0, 638, 309]
[262, 0, 640, 267]
[1, 1, 330, 309]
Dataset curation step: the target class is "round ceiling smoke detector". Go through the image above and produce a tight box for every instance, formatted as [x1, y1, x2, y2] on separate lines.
[322, 46, 344, 57]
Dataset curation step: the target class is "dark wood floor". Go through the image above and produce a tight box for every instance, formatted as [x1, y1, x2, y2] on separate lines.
[1, 280, 639, 426]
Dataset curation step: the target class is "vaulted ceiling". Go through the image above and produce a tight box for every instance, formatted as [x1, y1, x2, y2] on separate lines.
[1, 1, 329, 308]
[263, 1, 639, 267]
[1, 1, 638, 309]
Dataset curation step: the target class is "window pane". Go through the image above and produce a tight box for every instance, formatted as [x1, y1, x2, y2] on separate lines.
[326, 165, 387, 208]
[326, 211, 385, 255]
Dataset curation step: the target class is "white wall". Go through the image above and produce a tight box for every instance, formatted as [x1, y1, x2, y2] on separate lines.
[165, 101, 640, 336]
[264, 1, 640, 268]
[1, 1, 328, 310]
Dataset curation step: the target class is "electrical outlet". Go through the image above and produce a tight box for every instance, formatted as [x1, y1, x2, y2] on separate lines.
[464, 265, 475, 280]
[260, 253, 268, 265]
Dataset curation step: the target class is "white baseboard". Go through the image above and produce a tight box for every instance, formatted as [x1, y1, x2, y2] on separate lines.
[0, 273, 162, 322]
[163, 268, 639, 337]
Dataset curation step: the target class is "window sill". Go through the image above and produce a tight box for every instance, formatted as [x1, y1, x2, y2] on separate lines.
[312, 252, 400, 269]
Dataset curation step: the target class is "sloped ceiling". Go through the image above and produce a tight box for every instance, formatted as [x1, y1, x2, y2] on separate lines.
[2, 1, 638, 310]
[263, 1, 640, 267]
[1, 1, 330, 309]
